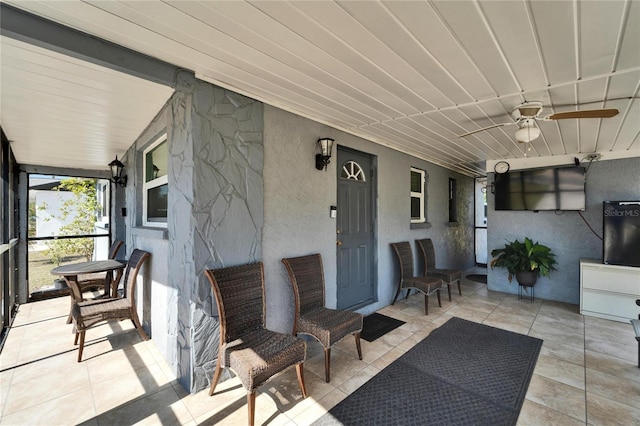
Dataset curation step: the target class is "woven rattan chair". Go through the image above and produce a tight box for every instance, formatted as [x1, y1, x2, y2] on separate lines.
[390, 242, 443, 315]
[416, 238, 462, 302]
[72, 249, 150, 362]
[78, 239, 124, 296]
[282, 253, 363, 383]
[205, 262, 307, 426]
[632, 299, 640, 367]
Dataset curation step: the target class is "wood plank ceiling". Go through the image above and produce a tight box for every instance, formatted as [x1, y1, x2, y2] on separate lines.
[2, 0, 639, 177]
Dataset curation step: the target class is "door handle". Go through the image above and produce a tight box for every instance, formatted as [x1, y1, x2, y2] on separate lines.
[336, 240, 343, 247]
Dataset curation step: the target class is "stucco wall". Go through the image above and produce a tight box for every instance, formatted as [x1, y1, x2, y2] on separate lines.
[122, 96, 177, 380]
[486, 157, 640, 304]
[263, 105, 475, 334]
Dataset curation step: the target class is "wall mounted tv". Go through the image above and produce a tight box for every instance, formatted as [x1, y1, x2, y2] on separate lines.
[494, 166, 586, 211]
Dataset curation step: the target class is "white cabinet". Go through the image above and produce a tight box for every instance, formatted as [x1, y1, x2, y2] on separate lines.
[580, 259, 640, 323]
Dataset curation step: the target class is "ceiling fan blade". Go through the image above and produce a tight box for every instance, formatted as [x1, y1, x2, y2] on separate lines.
[546, 109, 619, 120]
[458, 122, 514, 137]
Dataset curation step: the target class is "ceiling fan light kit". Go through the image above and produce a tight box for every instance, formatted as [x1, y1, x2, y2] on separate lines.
[515, 122, 541, 143]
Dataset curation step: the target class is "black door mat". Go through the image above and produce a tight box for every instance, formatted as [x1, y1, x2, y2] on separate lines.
[466, 274, 487, 284]
[313, 317, 543, 426]
[360, 313, 406, 342]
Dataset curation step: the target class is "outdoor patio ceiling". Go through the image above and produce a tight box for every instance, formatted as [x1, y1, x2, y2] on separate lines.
[1, 1, 639, 177]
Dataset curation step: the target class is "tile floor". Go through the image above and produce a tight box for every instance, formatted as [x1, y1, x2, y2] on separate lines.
[1, 270, 639, 425]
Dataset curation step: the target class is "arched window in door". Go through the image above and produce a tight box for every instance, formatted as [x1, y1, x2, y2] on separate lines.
[340, 161, 366, 181]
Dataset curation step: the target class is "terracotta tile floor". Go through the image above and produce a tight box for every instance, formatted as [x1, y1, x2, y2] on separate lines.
[1, 269, 638, 425]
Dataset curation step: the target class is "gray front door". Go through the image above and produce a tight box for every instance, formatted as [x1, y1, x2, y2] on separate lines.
[336, 147, 375, 309]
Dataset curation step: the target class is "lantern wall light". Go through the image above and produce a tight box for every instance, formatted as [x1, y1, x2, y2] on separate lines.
[109, 156, 128, 187]
[315, 138, 334, 171]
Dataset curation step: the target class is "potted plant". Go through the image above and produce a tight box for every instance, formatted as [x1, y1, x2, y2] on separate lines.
[490, 237, 557, 286]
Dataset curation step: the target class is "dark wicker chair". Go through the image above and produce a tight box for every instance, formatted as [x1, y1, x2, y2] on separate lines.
[205, 262, 307, 426]
[632, 299, 640, 368]
[78, 239, 124, 297]
[416, 238, 462, 302]
[282, 253, 363, 383]
[71, 249, 150, 362]
[390, 242, 443, 315]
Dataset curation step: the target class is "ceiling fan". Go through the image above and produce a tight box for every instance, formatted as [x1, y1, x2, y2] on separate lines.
[458, 101, 619, 143]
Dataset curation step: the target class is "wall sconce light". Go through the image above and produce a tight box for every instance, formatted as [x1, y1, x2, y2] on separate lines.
[315, 138, 334, 171]
[109, 156, 128, 187]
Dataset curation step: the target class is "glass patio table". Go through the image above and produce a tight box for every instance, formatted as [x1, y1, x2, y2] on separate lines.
[51, 259, 126, 323]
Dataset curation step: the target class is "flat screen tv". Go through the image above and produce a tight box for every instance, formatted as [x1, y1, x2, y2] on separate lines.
[603, 201, 640, 267]
[494, 166, 586, 211]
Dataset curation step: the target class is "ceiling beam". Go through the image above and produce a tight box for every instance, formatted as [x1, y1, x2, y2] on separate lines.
[0, 3, 182, 87]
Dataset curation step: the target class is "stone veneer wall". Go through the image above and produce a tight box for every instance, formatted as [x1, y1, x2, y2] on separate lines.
[123, 72, 263, 393]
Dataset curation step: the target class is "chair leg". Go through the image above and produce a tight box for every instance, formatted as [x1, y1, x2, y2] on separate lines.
[354, 332, 363, 360]
[296, 363, 307, 398]
[77, 331, 86, 362]
[457, 279, 462, 296]
[247, 391, 256, 426]
[392, 282, 403, 305]
[324, 347, 331, 382]
[130, 310, 150, 341]
[405, 289, 410, 299]
[437, 289, 442, 307]
[74, 331, 79, 345]
[447, 284, 452, 302]
[424, 294, 429, 315]
[209, 357, 223, 396]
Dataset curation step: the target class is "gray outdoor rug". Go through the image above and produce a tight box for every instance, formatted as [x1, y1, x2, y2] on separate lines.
[312, 317, 542, 426]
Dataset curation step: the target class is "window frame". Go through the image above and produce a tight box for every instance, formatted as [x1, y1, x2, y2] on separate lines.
[142, 134, 168, 228]
[410, 167, 426, 224]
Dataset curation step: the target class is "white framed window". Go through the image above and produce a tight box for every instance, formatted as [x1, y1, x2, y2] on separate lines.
[410, 167, 426, 223]
[143, 135, 168, 227]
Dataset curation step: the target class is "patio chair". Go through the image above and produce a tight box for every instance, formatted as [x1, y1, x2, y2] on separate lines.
[390, 242, 443, 315]
[78, 239, 124, 296]
[205, 262, 307, 426]
[282, 253, 363, 383]
[632, 299, 640, 368]
[416, 238, 462, 302]
[71, 249, 150, 362]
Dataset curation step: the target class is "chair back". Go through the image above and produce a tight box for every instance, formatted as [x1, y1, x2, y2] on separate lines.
[205, 262, 265, 343]
[282, 254, 325, 317]
[108, 240, 124, 259]
[123, 249, 151, 306]
[390, 242, 415, 279]
[416, 238, 436, 273]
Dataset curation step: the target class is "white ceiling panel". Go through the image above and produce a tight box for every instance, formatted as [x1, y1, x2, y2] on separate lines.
[2, 0, 639, 177]
[530, 0, 577, 85]
[617, 0, 640, 71]
[479, 1, 548, 91]
[580, 0, 626, 77]
[0, 35, 173, 170]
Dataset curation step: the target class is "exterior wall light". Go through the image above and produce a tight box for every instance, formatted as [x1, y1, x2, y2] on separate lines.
[109, 156, 128, 187]
[315, 138, 334, 171]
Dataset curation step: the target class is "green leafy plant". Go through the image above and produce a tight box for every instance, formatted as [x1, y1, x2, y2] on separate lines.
[490, 237, 557, 283]
[38, 178, 98, 265]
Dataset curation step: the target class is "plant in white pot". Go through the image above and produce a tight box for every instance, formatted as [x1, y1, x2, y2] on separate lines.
[490, 237, 557, 287]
